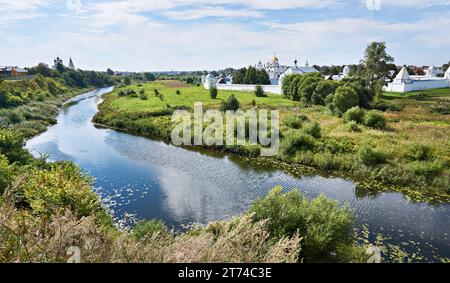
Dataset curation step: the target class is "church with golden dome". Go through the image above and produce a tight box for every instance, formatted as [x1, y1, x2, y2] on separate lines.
[256, 55, 317, 85]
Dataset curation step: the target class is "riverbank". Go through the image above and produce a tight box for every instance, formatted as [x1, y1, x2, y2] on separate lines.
[93, 81, 450, 202]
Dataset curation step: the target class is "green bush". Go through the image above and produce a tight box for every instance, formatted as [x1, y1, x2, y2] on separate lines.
[249, 187, 355, 261]
[358, 145, 387, 166]
[364, 110, 387, 130]
[255, 85, 266, 97]
[0, 129, 31, 164]
[333, 86, 359, 114]
[283, 114, 308, 129]
[139, 93, 148, 100]
[312, 80, 337, 105]
[280, 132, 316, 156]
[302, 122, 321, 139]
[347, 121, 361, 132]
[176, 90, 181, 95]
[406, 160, 444, 179]
[22, 162, 103, 217]
[209, 86, 218, 99]
[407, 144, 433, 161]
[132, 220, 170, 240]
[343, 106, 366, 123]
[221, 95, 240, 111]
[0, 154, 14, 194]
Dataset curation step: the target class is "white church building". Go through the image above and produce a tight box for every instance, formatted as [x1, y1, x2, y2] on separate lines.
[383, 65, 450, 93]
[202, 56, 319, 95]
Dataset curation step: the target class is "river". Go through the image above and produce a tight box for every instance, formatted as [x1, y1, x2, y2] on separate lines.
[25, 87, 450, 262]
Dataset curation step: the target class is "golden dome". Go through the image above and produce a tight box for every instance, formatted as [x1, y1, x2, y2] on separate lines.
[272, 55, 279, 63]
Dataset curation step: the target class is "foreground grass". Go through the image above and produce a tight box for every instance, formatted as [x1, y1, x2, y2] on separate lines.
[94, 81, 450, 201]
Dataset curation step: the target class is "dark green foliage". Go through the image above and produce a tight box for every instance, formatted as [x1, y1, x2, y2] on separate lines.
[249, 187, 355, 261]
[176, 90, 181, 95]
[0, 129, 31, 164]
[283, 114, 309, 129]
[124, 77, 131, 86]
[255, 85, 266, 97]
[209, 86, 218, 99]
[47, 81, 58, 96]
[408, 144, 433, 161]
[233, 67, 270, 85]
[280, 132, 316, 156]
[358, 145, 387, 166]
[221, 95, 240, 111]
[312, 80, 338, 105]
[343, 106, 366, 123]
[302, 122, 321, 139]
[364, 110, 387, 129]
[333, 86, 359, 114]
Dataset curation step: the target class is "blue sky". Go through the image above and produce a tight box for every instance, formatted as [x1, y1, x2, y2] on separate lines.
[1, 0, 449, 71]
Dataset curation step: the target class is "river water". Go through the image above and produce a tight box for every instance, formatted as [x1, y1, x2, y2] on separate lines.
[26, 87, 450, 262]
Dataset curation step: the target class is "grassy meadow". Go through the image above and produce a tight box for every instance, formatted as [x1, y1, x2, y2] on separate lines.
[94, 81, 450, 201]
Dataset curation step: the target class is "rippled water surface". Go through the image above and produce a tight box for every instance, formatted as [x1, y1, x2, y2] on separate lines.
[26, 88, 450, 262]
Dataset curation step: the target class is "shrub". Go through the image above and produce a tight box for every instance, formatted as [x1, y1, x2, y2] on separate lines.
[406, 160, 444, 179]
[280, 132, 316, 156]
[407, 144, 433, 161]
[255, 85, 266, 97]
[358, 145, 387, 166]
[312, 80, 337, 105]
[154, 89, 160, 96]
[343, 106, 366, 123]
[364, 110, 387, 130]
[22, 162, 103, 217]
[333, 86, 359, 114]
[347, 121, 361, 132]
[283, 114, 308, 129]
[118, 90, 126, 97]
[221, 95, 240, 111]
[124, 77, 131, 85]
[0, 154, 14, 194]
[209, 86, 218, 99]
[176, 90, 181, 95]
[302, 122, 321, 139]
[47, 81, 58, 96]
[249, 187, 355, 261]
[0, 129, 31, 164]
[139, 93, 148, 100]
[132, 220, 169, 240]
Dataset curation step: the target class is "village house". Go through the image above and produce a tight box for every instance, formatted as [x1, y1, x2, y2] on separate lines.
[0, 66, 29, 77]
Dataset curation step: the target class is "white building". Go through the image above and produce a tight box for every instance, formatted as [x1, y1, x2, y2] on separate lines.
[327, 65, 350, 81]
[383, 65, 450, 93]
[202, 56, 318, 95]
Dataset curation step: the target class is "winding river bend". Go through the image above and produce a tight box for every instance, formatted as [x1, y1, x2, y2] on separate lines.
[26, 88, 450, 262]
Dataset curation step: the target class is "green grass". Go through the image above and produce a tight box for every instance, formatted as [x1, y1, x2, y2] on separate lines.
[110, 80, 298, 113]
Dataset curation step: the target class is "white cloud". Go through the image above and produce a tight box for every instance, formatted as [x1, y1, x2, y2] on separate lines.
[163, 6, 264, 20]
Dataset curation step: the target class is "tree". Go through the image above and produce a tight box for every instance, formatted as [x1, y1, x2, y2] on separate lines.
[53, 57, 65, 73]
[221, 95, 240, 111]
[361, 42, 394, 92]
[144, 72, 156, 82]
[333, 86, 359, 114]
[210, 86, 218, 99]
[312, 80, 337, 105]
[255, 85, 266, 97]
[106, 68, 114, 76]
[124, 77, 131, 86]
[0, 89, 8, 108]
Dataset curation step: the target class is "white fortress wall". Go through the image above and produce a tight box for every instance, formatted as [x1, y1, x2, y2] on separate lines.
[215, 84, 282, 95]
[384, 79, 450, 93]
